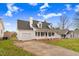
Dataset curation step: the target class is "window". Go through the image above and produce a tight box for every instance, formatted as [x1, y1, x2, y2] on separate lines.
[45, 32, 47, 36]
[37, 22, 42, 28]
[48, 24, 53, 29]
[38, 32, 40, 36]
[41, 32, 44, 36]
[35, 32, 37, 36]
[52, 32, 54, 36]
[61, 34, 66, 38]
[48, 32, 51, 36]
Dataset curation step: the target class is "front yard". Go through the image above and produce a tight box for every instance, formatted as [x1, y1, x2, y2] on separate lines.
[1, 38, 79, 56]
[0, 39, 33, 56]
[37, 39, 79, 52]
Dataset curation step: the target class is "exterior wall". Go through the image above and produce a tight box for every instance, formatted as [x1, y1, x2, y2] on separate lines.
[17, 30, 35, 40]
[54, 33, 61, 38]
[0, 29, 4, 38]
[66, 32, 79, 38]
[17, 30, 61, 40]
[0, 23, 4, 38]
[66, 32, 74, 38]
[73, 33, 79, 38]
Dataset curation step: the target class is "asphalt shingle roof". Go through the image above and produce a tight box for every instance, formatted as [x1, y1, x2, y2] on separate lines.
[17, 20, 51, 30]
[17, 20, 33, 30]
[73, 30, 79, 34]
[54, 29, 69, 35]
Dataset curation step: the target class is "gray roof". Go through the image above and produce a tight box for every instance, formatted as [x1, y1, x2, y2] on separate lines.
[17, 20, 33, 30]
[17, 19, 52, 30]
[42, 22, 50, 29]
[67, 30, 79, 34]
[36, 29, 54, 32]
[54, 29, 69, 35]
[62, 30, 79, 34]
[73, 30, 79, 34]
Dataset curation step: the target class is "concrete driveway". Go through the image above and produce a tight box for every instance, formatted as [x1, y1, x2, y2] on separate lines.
[14, 41, 79, 56]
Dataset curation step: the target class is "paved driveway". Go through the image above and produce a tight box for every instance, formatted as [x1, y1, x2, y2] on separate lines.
[14, 41, 79, 56]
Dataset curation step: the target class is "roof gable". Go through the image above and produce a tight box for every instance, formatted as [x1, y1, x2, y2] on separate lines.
[32, 20, 51, 29]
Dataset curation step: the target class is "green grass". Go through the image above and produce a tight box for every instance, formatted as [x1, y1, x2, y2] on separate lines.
[0, 40, 33, 56]
[39, 39, 79, 52]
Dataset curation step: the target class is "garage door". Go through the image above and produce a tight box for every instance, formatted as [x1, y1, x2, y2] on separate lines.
[22, 33, 32, 40]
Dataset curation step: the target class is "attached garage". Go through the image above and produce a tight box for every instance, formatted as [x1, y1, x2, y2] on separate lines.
[17, 30, 35, 40]
[21, 33, 33, 40]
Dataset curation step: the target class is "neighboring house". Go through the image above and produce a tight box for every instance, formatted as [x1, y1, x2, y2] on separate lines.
[3, 31, 16, 39]
[0, 19, 4, 39]
[54, 29, 69, 38]
[66, 30, 79, 38]
[17, 17, 61, 40]
[73, 30, 79, 38]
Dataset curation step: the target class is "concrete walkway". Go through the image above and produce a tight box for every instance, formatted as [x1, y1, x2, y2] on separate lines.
[14, 41, 79, 56]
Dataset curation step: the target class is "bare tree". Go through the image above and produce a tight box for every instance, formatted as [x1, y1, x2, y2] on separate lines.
[58, 14, 70, 30]
[74, 11, 79, 29]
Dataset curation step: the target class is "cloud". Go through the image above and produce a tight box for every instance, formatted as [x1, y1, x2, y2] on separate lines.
[28, 3, 38, 6]
[37, 3, 50, 18]
[40, 3, 49, 10]
[5, 22, 11, 26]
[40, 3, 49, 12]
[65, 4, 72, 11]
[63, 11, 66, 14]
[43, 13, 62, 19]
[5, 3, 21, 17]
[37, 13, 41, 16]
[75, 5, 79, 12]
[40, 8, 47, 12]
[5, 11, 12, 17]
[38, 3, 62, 19]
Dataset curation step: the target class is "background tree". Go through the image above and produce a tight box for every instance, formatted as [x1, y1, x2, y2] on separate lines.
[58, 14, 70, 30]
[74, 11, 79, 29]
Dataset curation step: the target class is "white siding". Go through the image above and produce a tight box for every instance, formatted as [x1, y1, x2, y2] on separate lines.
[66, 32, 74, 38]
[53, 33, 61, 38]
[0, 23, 4, 38]
[66, 32, 79, 38]
[74, 33, 79, 38]
[0, 29, 4, 38]
[17, 30, 35, 40]
[17, 30, 61, 40]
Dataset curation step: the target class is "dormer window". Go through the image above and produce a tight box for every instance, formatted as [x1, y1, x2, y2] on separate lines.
[37, 22, 42, 28]
[48, 24, 53, 29]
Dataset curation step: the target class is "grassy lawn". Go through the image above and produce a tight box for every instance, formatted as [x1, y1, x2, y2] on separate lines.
[38, 39, 79, 52]
[0, 39, 33, 56]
